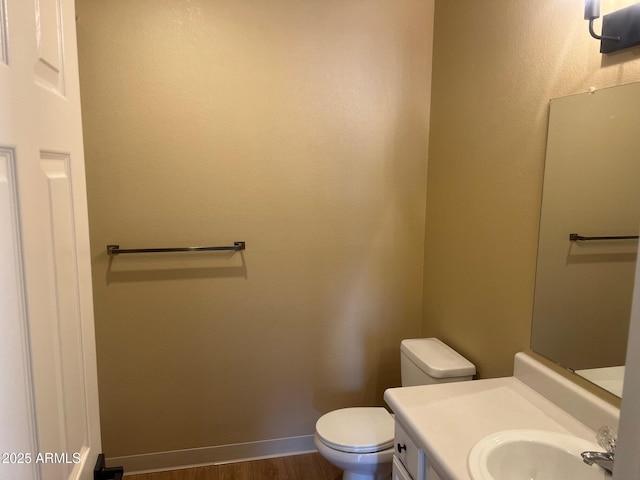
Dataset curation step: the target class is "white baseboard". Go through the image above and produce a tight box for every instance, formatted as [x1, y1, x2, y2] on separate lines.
[108, 434, 317, 475]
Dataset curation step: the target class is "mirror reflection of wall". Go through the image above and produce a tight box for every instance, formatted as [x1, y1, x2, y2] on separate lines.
[531, 82, 640, 398]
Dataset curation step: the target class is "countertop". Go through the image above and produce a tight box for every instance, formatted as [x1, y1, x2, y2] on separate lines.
[384, 376, 607, 480]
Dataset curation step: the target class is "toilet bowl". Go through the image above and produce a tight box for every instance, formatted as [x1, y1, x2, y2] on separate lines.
[314, 338, 476, 480]
[314, 407, 394, 480]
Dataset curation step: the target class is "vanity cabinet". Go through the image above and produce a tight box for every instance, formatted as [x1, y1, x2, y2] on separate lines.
[393, 421, 444, 480]
[385, 354, 620, 480]
[394, 421, 422, 479]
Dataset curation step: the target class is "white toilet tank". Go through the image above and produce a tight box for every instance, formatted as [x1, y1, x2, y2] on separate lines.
[400, 338, 475, 386]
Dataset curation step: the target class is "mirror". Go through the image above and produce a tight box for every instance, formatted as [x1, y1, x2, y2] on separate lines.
[531, 82, 640, 398]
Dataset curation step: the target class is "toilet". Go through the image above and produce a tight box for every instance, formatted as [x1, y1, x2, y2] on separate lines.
[314, 338, 475, 480]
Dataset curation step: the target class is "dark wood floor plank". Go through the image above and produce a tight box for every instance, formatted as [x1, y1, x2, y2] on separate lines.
[168, 466, 217, 480]
[147, 472, 172, 480]
[125, 453, 339, 480]
[219, 461, 254, 480]
[250, 457, 289, 480]
[314, 454, 343, 480]
[168, 469, 189, 480]
[127, 465, 220, 480]
[283, 453, 325, 480]
[125, 474, 149, 480]
[194, 465, 219, 480]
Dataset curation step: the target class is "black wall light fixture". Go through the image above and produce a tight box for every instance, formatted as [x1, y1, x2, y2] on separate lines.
[585, 0, 640, 53]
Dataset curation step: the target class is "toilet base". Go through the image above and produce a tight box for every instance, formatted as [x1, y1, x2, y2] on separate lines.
[342, 465, 392, 480]
[315, 434, 393, 480]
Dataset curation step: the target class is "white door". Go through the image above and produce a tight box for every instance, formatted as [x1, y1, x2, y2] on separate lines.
[0, 0, 101, 479]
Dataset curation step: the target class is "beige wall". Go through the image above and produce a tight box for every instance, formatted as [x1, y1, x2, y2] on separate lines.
[424, 0, 640, 378]
[76, 0, 433, 458]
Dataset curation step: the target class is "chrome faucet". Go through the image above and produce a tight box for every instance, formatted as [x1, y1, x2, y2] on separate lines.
[581, 426, 617, 474]
[582, 450, 614, 473]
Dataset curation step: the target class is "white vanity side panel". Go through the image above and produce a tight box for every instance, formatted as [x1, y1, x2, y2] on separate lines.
[426, 465, 443, 480]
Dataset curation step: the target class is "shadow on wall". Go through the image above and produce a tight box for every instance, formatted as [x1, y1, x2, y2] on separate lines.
[310, 275, 406, 416]
[98, 249, 247, 284]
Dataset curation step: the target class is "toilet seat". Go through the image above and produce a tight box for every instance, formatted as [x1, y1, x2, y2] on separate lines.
[315, 407, 394, 454]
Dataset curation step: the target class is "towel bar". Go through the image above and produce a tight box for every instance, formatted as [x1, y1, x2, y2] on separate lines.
[107, 241, 245, 255]
[569, 233, 638, 242]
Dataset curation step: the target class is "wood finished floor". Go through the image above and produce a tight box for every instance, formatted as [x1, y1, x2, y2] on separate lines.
[124, 453, 342, 480]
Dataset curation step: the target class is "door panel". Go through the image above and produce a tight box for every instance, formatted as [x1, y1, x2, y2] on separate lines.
[0, 148, 39, 480]
[0, 1, 7, 65]
[0, 0, 101, 479]
[34, 0, 65, 93]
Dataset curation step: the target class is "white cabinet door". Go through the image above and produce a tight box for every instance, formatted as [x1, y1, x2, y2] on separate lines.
[393, 456, 414, 480]
[395, 422, 422, 479]
[0, 0, 101, 479]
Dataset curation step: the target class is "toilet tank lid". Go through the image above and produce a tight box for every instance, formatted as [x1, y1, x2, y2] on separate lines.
[401, 338, 476, 378]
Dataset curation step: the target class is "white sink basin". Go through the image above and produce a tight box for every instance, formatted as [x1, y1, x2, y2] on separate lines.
[468, 429, 608, 480]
